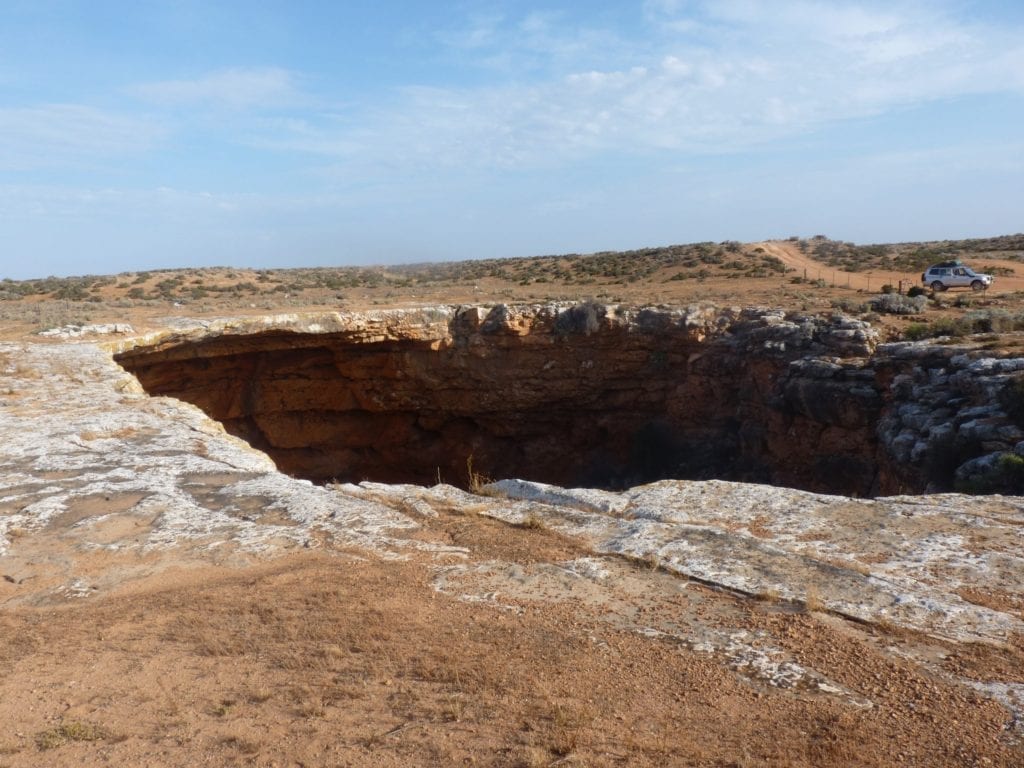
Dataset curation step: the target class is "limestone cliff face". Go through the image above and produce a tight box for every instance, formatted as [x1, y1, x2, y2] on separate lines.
[113, 303, 1024, 496]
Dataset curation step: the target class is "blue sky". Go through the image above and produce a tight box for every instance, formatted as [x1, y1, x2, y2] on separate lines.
[1, 1, 1022, 279]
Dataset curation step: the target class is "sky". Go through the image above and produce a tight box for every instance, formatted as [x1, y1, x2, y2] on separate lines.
[1, 1, 1022, 280]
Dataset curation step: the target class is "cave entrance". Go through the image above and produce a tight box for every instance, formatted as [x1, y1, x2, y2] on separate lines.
[112, 315, 883, 496]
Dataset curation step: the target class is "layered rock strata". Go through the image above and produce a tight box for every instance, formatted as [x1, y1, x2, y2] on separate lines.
[114, 305, 895, 495]
[111, 304, 1024, 495]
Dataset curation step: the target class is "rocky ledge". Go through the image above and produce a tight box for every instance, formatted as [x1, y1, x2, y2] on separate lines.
[112, 303, 1024, 496]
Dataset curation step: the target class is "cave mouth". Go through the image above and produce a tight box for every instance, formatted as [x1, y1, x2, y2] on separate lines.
[113, 315, 885, 497]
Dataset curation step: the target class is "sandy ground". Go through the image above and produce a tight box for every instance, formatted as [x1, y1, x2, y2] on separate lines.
[0, 515, 1020, 768]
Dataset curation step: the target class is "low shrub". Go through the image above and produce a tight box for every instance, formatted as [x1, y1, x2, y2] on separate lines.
[903, 323, 932, 341]
[867, 293, 927, 315]
[956, 452, 1024, 494]
[830, 297, 867, 314]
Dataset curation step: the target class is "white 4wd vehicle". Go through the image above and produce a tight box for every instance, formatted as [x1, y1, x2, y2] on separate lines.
[921, 261, 993, 292]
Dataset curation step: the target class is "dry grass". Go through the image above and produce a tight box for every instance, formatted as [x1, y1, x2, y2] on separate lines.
[466, 454, 494, 494]
[956, 587, 1024, 617]
[0, 552, 1016, 767]
[79, 427, 138, 442]
[34, 721, 110, 751]
[820, 555, 873, 576]
[519, 512, 547, 530]
[803, 586, 825, 613]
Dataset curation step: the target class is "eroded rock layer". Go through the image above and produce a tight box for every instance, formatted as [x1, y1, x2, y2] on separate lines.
[112, 304, 1024, 496]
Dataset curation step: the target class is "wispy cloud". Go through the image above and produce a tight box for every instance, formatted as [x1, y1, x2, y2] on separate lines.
[133, 67, 301, 110]
[435, 8, 635, 74]
[0, 104, 164, 171]
[253, 1, 1024, 175]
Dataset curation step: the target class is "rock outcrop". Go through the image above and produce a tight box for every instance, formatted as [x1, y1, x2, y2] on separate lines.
[112, 303, 1024, 496]
[113, 305, 887, 494]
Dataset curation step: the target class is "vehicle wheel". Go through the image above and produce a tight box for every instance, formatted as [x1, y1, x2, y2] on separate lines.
[971, 280, 984, 291]
[931, 281, 947, 292]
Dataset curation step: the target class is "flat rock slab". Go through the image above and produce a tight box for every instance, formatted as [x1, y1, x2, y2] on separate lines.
[0, 341, 435, 606]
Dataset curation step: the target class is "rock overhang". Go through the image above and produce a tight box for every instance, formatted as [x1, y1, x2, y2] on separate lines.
[111, 303, 892, 495]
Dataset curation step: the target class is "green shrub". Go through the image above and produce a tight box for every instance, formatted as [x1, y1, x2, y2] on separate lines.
[956, 452, 1024, 494]
[903, 323, 933, 341]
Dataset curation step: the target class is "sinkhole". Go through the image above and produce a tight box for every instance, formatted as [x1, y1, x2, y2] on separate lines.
[113, 305, 900, 496]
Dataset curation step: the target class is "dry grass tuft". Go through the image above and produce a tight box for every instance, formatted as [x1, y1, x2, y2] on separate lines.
[519, 512, 547, 530]
[35, 720, 110, 750]
[803, 586, 825, 613]
[466, 454, 494, 494]
[821, 555, 872, 576]
[510, 745, 550, 767]
[642, 552, 661, 570]
[218, 734, 261, 755]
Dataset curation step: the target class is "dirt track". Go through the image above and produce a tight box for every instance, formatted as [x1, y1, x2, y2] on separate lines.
[758, 240, 1024, 294]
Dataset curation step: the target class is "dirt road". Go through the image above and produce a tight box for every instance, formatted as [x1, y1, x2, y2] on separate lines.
[758, 240, 1024, 294]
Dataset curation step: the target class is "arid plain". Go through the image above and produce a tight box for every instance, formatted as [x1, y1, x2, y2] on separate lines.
[1, 235, 1024, 767]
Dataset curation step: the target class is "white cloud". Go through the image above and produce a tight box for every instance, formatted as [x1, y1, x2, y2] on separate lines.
[706, 0, 902, 39]
[0, 104, 163, 171]
[85, 2, 1024, 182]
[435, 8, 635, 74]
[435, 13, 505, 50]
[309, 0, 1021, 169]
[134, 67, 300, 110]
